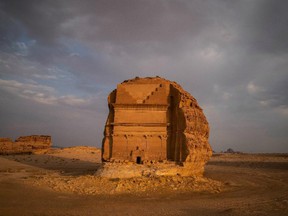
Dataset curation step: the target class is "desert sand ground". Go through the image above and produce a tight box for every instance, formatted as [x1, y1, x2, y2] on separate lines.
[0, 147, 287, 216]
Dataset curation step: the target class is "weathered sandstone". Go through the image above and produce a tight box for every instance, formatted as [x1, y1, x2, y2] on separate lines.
[101, 76, 212, 177]
[0, 135, 51, 154]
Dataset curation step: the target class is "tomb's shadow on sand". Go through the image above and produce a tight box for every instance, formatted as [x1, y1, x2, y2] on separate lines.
[0, 154, 101, 176]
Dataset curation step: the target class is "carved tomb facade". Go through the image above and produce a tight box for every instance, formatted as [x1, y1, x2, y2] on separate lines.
[102, 77, 212, 168]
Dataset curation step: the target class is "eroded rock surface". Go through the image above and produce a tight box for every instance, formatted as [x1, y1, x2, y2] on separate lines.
[0, 135, 51, 154]
[101, 77, 212, 176]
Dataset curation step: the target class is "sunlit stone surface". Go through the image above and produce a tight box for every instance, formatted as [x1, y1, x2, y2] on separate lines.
[101, 77, 212, 176]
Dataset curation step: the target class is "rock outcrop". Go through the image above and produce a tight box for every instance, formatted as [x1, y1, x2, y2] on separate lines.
[101, 76, 212, 177]
[0, 135, 51, 154]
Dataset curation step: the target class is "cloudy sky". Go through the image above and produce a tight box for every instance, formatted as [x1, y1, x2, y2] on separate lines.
[0, 0, 287, 152]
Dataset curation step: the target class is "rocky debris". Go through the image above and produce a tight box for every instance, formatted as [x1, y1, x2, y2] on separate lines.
[29, 173, 222, 195]
[0, 135, 51, 154]
[96, 162, 210, 179]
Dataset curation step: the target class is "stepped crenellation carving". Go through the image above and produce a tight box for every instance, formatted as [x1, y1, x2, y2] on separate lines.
[143, 84, 163, 104]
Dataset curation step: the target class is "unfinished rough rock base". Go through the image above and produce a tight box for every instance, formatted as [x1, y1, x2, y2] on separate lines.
[101, 77, 212, 177]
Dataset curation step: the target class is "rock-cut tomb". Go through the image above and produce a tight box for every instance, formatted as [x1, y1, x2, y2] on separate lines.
[102, 77, 212, 175]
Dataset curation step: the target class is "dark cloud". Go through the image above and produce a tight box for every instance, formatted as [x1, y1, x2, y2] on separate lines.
[0, 0, 68, 45]
[69, 1, 207, 43]
[247, 0, 288, 54]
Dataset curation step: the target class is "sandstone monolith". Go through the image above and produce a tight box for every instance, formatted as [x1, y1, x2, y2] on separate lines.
[0, 135, 51, 154]
[101, 76, 212, 176]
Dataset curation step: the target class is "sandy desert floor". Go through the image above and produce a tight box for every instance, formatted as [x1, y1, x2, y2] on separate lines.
[0, 147, 287, 216]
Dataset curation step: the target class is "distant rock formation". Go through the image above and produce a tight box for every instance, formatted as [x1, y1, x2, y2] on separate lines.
[0, 135, 51, 154]
[224, 148, 242, 154]
[101, 76, 212, 176]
